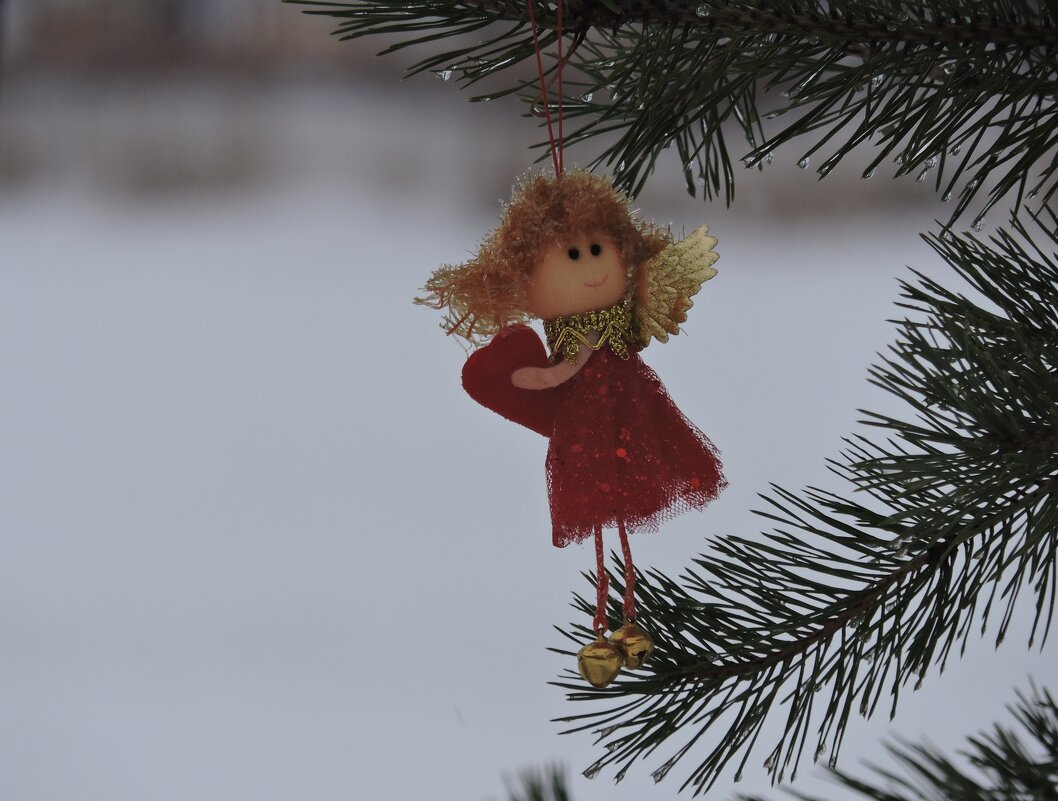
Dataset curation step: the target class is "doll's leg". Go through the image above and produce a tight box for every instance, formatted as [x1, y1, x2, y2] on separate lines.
[617, 519, 636, 621]
[577, 524, 623, 689]
[611, 519, 654, 669]
[592, 524, 610, 635]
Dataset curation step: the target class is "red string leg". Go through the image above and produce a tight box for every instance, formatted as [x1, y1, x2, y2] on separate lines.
[592, 525, 609, 636]
[525, 0, 560, 176]
[617, 519, 636, 622]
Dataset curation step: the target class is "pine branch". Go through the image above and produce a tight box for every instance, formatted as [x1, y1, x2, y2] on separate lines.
[504, 685, 1058, 801]
[502, 765, 573, 801]
[550, 208, 1058, 794]
[290, 0, 1058, 47]
[287, 0, 1058, 224]
[745, 684, 1058, 801]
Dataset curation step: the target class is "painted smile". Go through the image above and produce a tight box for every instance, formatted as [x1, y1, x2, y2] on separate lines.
[583, 275, 609, 289]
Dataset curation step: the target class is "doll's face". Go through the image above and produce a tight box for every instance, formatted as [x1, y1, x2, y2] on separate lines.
[525, 233, 627, 319]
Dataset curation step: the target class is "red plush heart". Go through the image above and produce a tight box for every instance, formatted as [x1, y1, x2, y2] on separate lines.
[462, 325, 557, 437]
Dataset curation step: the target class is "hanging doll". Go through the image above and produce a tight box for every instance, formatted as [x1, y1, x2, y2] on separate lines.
[419, 171, 726, 687]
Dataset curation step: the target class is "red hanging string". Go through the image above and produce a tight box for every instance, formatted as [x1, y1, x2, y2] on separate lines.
[525, 0, 564, 176]
[556, 0, 565, 175]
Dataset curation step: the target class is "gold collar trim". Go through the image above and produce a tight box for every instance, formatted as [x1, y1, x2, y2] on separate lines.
[544, 299, 633, 364]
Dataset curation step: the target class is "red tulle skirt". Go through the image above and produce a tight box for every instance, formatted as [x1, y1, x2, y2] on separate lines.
[547, 348, 726, 546]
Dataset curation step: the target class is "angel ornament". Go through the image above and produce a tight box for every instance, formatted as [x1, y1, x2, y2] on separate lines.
[419, 172, 726, 687]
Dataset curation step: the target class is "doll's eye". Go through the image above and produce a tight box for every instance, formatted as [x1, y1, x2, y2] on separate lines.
[590, 243, 602, 256]
[568, 247, 580, 261]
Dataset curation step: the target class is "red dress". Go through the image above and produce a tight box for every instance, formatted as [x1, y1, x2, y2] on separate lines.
[460, 325, 725, 547]
[546, 347, 726, 546]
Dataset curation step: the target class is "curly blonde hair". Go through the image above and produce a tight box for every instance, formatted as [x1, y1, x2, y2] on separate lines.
[417, 171, 671, 345]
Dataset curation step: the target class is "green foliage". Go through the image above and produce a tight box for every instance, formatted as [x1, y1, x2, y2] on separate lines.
[551, 209, 1058, 793]
[287, 0, 1058, 224]
[747, 684, 1058, 801]
[286, 2, 1058, 797]
[502, 685, 1058, 800]
[503, 765, 573, 801]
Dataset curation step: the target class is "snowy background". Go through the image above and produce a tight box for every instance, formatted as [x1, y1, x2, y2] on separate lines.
[0, 3, 1053, 801]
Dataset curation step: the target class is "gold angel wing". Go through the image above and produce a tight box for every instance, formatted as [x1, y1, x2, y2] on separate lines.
[635, 224, 719, 348]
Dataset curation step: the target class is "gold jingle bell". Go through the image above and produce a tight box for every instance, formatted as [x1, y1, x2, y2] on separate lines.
[577, 638, 624, 688]
[611, 622, 654, 669]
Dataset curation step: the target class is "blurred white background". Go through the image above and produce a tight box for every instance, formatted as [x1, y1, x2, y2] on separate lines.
[0, 2, 1052, 801]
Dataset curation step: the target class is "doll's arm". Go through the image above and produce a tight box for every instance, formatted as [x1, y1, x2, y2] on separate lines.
[511, 346, 591, 390]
